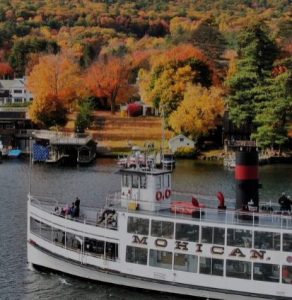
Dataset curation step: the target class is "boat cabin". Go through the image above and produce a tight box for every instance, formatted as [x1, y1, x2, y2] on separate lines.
[119, 168, 172, 212]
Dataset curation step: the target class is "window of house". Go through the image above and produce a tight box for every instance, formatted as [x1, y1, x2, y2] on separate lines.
[179, 137, 184, 142]
[14, 90, 22, 93]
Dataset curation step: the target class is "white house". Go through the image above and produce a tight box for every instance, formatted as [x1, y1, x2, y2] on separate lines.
[168, 134, 195, 152]
[0, 77, 33, 105]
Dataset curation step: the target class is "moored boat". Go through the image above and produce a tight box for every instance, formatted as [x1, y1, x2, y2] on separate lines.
[27, 147, 292, 300]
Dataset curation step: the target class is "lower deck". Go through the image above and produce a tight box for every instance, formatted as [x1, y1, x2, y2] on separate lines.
[28, 195, 292, 299]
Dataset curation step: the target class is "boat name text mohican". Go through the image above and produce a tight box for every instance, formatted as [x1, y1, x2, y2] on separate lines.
[132, 235, 267, 260]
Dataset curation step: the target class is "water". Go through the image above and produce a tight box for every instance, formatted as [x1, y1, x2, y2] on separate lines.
[0, 158, 291, 300]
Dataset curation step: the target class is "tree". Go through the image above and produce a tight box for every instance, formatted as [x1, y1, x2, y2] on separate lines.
[251, 71, 292, 150]
[226, 22, 278, 132]
[0, 62, 13, 78]
[169, 84, 224, 140]
[138, 44, 218, 118]
[75, 100, 92, 133]
[86, 55, 132, 113]
[27, 54, 85, 127]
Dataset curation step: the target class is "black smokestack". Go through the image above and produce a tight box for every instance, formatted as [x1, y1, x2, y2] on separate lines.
[235, 148, 260, 210]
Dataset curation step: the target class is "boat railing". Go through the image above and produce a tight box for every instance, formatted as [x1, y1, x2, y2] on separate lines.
[29, 195, 117, 230]
[105, 192, 292, 230]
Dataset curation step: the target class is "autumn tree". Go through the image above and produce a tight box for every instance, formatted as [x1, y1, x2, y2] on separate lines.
[169, 84, 224, 140]
[138, 44, 218, 117]
[0, 62, 13, 79]
[27, 54, 85, 127]
[86, 55, 133, 113]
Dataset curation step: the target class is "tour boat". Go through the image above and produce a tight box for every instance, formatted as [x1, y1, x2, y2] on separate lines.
[27, 147, 292, 300]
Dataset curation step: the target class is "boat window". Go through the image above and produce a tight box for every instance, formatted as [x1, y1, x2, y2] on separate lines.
[127, 216, 149, 235]
[254, 231, 280, 251]
[40, 222, 53, 242]
[53, 228, 65, 246]
[132, 175, 139, 188]
[140, 175, 147, 189]
[66, 232, 83, 251]
[283, 233, 292, 252]
[156, 176, 162, 189]
[201, 226, 225, 245]
[149, 249, 172, 269]
[30, 217, 41, 235]
[122, 175, 130, 187]
[175, 223, 199, 242]
[226, 260, 251, 280]
[84, 238, 105, 257]
[105, 242, 119, 260]
[174, 253, 198, 273]
[151, 220, 174, 239]
[199, 257, 224, 276]
[253, 263, 279, 282]
[282, 266, 292, 284]
[227, 229, 252, 248]
[126, 246, 148, 265]
[165, 174, 170, 188]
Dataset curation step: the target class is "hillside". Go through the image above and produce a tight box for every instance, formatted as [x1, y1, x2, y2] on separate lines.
[67, 111, 172, 153]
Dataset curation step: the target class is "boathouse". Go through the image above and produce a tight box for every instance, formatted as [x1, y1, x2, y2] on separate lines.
[168, 134, 195, 153]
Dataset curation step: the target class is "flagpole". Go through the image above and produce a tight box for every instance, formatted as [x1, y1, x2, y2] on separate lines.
[29, 136, 32, 197]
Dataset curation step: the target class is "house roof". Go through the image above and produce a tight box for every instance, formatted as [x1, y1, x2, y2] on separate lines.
[0, 78, 26, 90]
[168, 134, 193, 143]
[0, 80, 16, 90]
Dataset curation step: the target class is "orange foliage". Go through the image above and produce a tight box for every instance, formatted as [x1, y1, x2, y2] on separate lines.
[152, 44, 220, 85]
[27, 54, 86, 125]
[0, 63, 14, 78]
[86, 56, 133, 113]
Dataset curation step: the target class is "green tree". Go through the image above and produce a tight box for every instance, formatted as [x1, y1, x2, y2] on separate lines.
[75, 100, 93, 133]
[226, 22, 278, 132]
[252, 71, 292, 150]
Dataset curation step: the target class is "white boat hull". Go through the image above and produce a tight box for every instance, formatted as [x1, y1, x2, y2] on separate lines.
[28, 242, 272, 300]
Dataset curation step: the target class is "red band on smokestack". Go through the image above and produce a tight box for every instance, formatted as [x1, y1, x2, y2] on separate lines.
[235, 165, 258, 180]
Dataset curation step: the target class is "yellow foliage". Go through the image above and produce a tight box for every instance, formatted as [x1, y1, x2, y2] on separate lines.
[169, 84, 225, 139]
[27, 54, 87, 125]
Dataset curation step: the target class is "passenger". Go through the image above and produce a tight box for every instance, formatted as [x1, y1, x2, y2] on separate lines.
[74, 197, 80, 217]
[279, 192, 292, 212]
[69, 202, 76, 217]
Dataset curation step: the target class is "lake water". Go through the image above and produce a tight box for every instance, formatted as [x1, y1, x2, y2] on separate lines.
[0, 158, 291, 300]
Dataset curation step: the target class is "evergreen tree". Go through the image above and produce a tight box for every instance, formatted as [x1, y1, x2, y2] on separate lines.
[226, 22, 278, 133]
[252, 71, 292, 150]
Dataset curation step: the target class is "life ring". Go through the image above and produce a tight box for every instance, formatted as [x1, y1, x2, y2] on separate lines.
[156, 191, 163, 201]
[165, 189, 171, 198]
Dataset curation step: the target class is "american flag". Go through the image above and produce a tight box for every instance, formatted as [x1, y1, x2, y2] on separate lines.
[33, 143, 49, 162]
